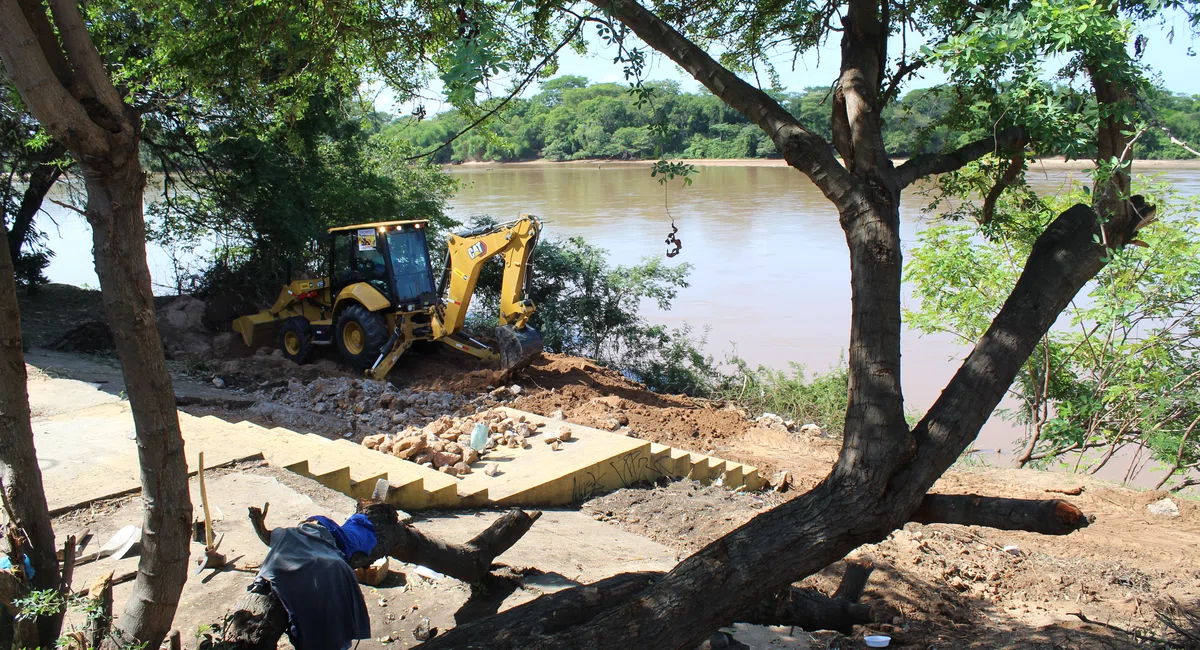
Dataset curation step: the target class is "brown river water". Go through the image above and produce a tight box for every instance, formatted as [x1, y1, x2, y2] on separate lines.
[39, 162, 1200, 483]
[444, 162, 1200, 481]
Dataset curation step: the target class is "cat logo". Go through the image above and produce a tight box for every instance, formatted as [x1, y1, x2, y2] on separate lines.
[467, 241, 487, 259]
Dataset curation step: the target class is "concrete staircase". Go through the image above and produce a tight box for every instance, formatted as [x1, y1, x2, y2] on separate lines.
[34, 385, 764, 513]
[182, 407, 766, 510]
[179, 412, 489, 510]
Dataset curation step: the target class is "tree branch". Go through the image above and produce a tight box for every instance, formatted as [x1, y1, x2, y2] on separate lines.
[881, 58, 925, 107]
[47, 0, 127, 123]
[893, 126, 1027, 188]
[0, 0, 107, 154]
[892, 200, 1149, 494]
[980, 149, 1024, 225]
[584, 0, 853, 197]
[15, 0, 71, 84]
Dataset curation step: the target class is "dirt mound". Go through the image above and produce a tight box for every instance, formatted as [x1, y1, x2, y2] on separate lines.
[48, 320, 114, 353]
[216, 352, 351, 386]
[157, 296, 215, 360]
[509, 355, 764, 462]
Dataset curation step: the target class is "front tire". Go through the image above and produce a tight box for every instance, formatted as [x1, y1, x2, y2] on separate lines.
[278, 317, 314, 364]
[336, 304, 388, 370]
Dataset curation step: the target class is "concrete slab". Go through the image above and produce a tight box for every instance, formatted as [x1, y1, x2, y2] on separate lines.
[416, 509, 679, 583]
[26, 349, 254, 407]
[457, 409, 655, 507]
[59, 471, 356, 640]
[34, 401, 264, 512]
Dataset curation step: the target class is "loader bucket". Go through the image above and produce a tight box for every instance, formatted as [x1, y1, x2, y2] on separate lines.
[496, 324, 543, 372]
[232, 311, 282, 349]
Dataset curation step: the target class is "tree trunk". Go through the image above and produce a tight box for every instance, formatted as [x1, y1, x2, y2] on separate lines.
[0, 2, 194, 647]
[6, 142, 67, 267]
[82, 147, 193, 649]
[0, 219, 62, 643]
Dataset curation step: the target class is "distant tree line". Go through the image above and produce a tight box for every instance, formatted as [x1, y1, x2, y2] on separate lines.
[388, 76, 1200, 163]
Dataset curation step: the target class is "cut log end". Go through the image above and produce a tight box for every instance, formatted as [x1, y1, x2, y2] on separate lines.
[912, 494, 1093, 536]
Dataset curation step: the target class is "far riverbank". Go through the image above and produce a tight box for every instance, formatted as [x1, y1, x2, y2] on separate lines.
[451, 157, 1200, 170]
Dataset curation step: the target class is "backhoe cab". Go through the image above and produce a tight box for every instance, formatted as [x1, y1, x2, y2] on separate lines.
[232, 215, 544, 380]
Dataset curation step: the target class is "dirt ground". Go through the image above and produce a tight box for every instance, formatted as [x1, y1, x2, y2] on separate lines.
[52, 462, 680, 650]
[18, 288, 1200, 648]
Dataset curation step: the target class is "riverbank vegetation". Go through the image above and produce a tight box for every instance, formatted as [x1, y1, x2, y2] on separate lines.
[389, 76, 1200, 163]
[907, 167, 1200, 490]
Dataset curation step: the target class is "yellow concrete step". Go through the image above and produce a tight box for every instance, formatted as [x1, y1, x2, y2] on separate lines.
[719, 461, 745, 489]
[741, 467, 766, 491]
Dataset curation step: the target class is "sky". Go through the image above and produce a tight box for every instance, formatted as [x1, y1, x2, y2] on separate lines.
[382, 8, 1200, 116]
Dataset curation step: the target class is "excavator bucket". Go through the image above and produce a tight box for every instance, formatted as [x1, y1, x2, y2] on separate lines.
[496, 324, 543, 372]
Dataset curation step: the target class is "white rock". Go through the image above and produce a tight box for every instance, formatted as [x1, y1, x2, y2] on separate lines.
[1147, 497, 1180, 517]
[212, 377, 226, 389]
[509, 384, 522, 396]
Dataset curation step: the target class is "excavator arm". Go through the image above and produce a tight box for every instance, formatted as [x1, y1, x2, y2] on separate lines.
[434, 214, 542, 335]
[368, 214, 544, 380]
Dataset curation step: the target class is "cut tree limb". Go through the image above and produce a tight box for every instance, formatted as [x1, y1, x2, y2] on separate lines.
[219, 505, 543, 648]
[912, 495, 1093, 535]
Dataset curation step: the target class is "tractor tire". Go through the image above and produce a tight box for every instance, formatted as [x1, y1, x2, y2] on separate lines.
[336, 304, 388, 370]
[278, 317, 314, 364]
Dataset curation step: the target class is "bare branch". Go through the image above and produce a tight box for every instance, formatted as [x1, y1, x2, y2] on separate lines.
[894, 126, 1027, 188]
[881, 58, 925, 107]
[980, 149, 1025, 225]
[48, 197, 85, 216]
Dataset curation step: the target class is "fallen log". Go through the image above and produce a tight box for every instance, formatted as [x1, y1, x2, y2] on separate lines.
[217, 503, 542, 648]
[911, 494, 1093, 535]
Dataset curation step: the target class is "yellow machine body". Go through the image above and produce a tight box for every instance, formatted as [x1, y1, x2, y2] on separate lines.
[231, 216, 544, 379]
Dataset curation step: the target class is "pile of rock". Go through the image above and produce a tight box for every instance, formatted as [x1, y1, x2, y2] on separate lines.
[257, 376, 484, 433]
[753, 412, 826, 437]
[754, 412, 796, 432]
[360, 408, 570, 476]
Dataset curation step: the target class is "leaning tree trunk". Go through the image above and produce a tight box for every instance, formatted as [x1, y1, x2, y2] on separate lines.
[0, 219, 62, 643]
[83, 136, 193, 648]
[0, 1, 193, 647]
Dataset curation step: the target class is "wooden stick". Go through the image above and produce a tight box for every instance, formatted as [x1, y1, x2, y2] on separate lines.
[198, 452, 214, 550]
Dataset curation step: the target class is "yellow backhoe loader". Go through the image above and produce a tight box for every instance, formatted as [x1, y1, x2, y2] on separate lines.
[232, 214, 544, 380]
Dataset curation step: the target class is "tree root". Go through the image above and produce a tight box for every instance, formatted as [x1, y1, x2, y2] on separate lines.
[425, 560, 877, 648]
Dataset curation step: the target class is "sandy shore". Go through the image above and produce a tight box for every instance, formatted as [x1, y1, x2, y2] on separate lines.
[451, 157, 1200, 170]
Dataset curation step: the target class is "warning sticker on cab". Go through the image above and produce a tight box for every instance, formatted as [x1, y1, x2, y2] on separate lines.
[357, 229, 377, 251]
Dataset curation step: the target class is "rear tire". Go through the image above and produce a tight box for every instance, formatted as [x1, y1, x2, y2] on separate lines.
[336, 304, 388, 370]
[278, 317, 314, 364]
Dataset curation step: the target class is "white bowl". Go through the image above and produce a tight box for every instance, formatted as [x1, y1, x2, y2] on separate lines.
[864, 636, 891, 648]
